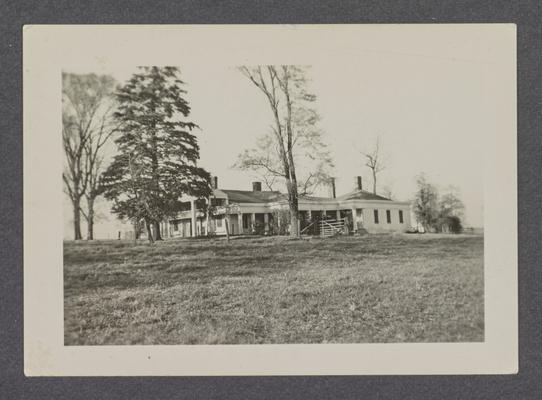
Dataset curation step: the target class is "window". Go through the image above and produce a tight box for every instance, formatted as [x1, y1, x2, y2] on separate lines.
[243, 214, 251, 229]
[172, 221, 179, 231]
[386, 210, 391, 224]
[399, 210, 404, 224]
[373, 209, 379, 224]
[216, 216, 222, 228]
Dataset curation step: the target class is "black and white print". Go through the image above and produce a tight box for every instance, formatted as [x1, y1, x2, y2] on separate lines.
[62, 60, 484, 345]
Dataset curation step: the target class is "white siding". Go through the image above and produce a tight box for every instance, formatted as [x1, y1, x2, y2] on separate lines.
[361, 205, 411, 233]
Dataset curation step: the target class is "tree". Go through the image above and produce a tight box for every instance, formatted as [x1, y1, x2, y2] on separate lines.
[102, 67, 212, 243]
[438, 189, 465, 219]
[413, 174, 439, 231]
[62, 73, 116, 240]
[237, 66, 333, 237]
[436, 188, 465, 233]
[81, 89, 118, 240]
[102, 150, 154, 242]
[444, 215, 463, 234]
[362, 136, 386, 195]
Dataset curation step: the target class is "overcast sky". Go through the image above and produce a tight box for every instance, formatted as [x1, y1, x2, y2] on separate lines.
[64, 52, 486, 237]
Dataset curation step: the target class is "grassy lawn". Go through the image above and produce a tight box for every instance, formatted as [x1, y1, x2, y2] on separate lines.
[64, 233, 484, 345]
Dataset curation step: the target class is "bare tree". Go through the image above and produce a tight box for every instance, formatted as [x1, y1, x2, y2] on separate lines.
[62, 73, 116, 240]
[80, 103, 117, 239]
[413, 173, 439, 231]
[362, 136, 386, 195]
[237, 66, 333, 237]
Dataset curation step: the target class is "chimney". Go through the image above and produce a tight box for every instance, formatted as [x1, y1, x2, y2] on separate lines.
[211, 176, 218, 189]
[252, 181, 262, 192]
[355, 176, 362, 191]
[329, 177, 336, 198]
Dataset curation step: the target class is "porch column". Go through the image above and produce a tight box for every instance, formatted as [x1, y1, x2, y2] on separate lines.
[351, 207, 357, 233]
[250, 213, 256, 233]
[238, 213, 243, 235]
[205, 202, 210, 236]
[263, 213, 269, 234]
[307, 209, 312, 221]
[336, 209, 341, 221]
[191, 199, 197, 237]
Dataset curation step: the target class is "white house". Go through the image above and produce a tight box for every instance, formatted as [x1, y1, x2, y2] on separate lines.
[159, 176, 412, 238]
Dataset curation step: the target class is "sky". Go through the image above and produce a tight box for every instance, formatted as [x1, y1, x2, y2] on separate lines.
[64, 52, 486, 238]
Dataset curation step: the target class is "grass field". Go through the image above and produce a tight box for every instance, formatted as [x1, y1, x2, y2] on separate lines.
[64, 233, 484, 345]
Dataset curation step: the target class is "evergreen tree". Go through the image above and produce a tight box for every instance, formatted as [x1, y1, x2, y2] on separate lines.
[102, 67, 211, 242]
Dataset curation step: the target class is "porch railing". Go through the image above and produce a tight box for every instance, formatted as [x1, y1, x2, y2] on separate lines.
[319, 218, 347, 237]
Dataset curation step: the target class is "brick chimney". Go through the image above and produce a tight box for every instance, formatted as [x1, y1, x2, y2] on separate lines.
[329, 177, 336, 198]
[252, 181, 262, 192]
[355, 176, 362, 191]
[211, 176, 218, 189]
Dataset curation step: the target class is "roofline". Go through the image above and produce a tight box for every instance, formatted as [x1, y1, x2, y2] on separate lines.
[268, 198, 411, 207]
[184, 188, 411, 207]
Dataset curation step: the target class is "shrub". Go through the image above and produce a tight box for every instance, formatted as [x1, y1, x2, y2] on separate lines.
[435, 215, 463, 234]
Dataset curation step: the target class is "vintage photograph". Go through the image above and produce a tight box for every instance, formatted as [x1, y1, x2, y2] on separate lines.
[24, 24, 517, 375]
[63, 61, 484, 345]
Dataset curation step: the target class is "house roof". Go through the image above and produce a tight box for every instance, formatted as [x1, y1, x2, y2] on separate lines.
[336, 189, 392, 201]
[217, 187, 392, 205]
[220, 189, 285, 204]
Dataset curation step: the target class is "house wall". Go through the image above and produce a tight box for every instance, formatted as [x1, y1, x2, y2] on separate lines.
[169, 218, 192, 238]
[207, 212, 271, 236]
[168, 196, 412, 237]
[208, 214, 231, 236]
[360, 205, 411, 233]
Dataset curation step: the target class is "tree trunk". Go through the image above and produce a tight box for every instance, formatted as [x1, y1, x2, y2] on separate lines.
[286, 179, 300, 238]
[133, 219, 139, 244]
[289, 189, 300, 237]
[86, 197, 95, 240]
[224, 216, 230, 243]
[372, 169, 377, 194]
[153, 221, 163, 241]
[134, 220, 141, 240]
[72, 198, 82, 240]
[289, 208, 299, 237]
[145, 220, 155, 244]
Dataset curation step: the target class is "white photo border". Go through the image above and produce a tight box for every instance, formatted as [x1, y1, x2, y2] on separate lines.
[23, 24, 517, 376]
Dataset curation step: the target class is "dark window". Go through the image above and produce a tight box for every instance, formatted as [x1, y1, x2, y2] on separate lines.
[216, 216, 222, 227]
[172, 221, 179, 231]
[211, 198, 225, 207]
[399, 210, 404, 224]
[195, 198, 207, 210]
[374, 209, 379, 224]
[386, 210, 391, 224]
[243, 214, 251, 229]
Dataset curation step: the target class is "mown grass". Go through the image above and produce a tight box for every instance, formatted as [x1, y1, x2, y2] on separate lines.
[64, 233, 484, 345]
